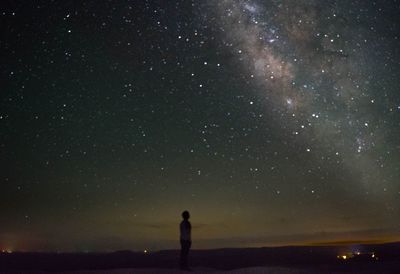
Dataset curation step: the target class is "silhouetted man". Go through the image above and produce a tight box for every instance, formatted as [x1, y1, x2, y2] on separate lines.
[180, 210, 191, 270]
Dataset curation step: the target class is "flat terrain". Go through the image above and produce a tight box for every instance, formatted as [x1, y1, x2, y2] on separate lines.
[1, 242, 399, 273]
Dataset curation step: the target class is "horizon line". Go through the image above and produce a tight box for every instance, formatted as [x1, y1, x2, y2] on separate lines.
[3, 239, 400, 254]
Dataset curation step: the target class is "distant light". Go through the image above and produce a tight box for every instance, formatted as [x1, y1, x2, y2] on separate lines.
[144, 249, 148, 254]
[337, 254, 348, 260]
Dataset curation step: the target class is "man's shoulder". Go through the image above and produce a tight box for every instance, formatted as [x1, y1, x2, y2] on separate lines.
[180, 220, 190, 226]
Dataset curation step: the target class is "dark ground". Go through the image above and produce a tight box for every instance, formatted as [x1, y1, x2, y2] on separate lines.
[1, 242, 399, 273]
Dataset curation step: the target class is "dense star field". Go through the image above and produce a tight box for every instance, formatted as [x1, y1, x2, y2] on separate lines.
[1, 0, 400, 252]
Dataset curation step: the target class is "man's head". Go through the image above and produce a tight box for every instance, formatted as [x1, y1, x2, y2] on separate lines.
[182, 210, 190, 220]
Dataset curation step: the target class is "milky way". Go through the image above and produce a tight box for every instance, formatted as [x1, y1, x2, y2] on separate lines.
[1, 0, 399, 251]
[209, 0, 400, 193]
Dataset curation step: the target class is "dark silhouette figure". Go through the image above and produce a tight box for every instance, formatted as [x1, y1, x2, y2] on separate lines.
[180, 210, 191, 270]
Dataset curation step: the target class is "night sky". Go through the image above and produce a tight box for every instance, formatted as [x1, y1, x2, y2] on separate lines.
[1, 0, 400, 252]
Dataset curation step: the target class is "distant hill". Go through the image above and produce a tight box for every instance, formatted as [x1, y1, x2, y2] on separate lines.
[0, 242, 399, 273]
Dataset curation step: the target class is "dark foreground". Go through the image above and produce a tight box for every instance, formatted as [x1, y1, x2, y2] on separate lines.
[1, 242, 399, 273]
